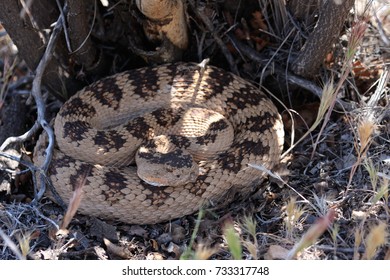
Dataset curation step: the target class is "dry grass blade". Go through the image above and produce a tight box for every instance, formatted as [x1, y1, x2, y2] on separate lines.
[241, 216, 259, 259]
[193, 244, 219, 260]
[354, 227, 364, 260]
[310, 20, 368, 159]
[222, 221, 242, 260]
[60, 167, 90, 230]
[287, 209, 336, 259]
[60, 186, 83, 230]
[348, 119, 376, 185]
[283, 197, 305, 240]
[280, 80, 337, 158]
[363, 222, 388, 260]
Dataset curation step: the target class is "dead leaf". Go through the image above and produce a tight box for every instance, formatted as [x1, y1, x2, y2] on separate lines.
[150, 239, 159, 251]
[353, 60, 375, 79]
[104, 238, 131, 259]
[60, 167, 91, 230]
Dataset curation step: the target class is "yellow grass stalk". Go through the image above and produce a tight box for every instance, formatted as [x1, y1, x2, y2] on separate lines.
[363, 222, 388, 260]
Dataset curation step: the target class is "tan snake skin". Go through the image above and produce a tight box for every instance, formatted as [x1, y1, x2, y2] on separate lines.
[34, 62, 284, 224]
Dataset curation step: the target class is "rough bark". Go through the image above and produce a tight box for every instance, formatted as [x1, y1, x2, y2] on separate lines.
[291, 0, 355, 78]
[0, 0, 82, 100]
[67, 0, 106, 74]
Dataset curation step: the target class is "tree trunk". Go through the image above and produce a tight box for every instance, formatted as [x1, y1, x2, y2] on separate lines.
[0, 0, 83, 100]
[290, 0, 355, 78]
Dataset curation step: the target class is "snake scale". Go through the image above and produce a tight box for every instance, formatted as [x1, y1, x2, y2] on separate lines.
[34, 62, 284, 224]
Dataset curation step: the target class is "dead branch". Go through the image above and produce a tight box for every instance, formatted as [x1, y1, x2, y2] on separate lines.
[0, 7, 66, 201]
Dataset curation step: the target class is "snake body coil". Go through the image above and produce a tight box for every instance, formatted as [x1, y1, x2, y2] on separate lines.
[34, 62, 284, 224]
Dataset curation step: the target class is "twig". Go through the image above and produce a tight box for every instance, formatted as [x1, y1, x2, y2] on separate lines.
[0, 122, 40, 153]
[55, 0, 72, 52]
[19, 0, 46, 44]
[7, 75, 34, 93]
[0, 228, 25, 260]
[258, 28, 294, 85]
[286, 11, 308, 40]
[0, 151, 38, 174]
[315, 244, 366, 254]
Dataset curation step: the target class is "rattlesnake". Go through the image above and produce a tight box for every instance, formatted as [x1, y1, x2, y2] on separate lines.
[34, 62, 284, 224]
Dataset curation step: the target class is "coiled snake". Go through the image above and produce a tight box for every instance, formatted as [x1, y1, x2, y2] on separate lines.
[34, 62, 284, 224]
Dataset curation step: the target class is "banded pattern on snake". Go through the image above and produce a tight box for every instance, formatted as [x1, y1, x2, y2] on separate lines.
[34, 62, 284, 224]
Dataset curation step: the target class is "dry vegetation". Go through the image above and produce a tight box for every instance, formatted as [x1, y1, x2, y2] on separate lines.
[0, 0, 389, 260]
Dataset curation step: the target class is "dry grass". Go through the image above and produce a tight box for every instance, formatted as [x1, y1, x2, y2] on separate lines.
[0, 0, 389, 260]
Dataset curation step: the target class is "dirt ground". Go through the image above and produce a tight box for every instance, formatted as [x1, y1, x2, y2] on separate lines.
[0, 0, 389, 260]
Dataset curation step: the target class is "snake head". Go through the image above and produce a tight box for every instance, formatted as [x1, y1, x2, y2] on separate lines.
[135, 135, 199, 187]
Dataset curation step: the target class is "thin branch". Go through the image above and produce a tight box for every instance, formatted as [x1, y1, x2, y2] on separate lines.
[56, 0, 72, 52]
[0, 122, 40, 151]
[19, 0, 46, 44]
[0, 5, 67, 202]
[0, 151, 38, 172]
